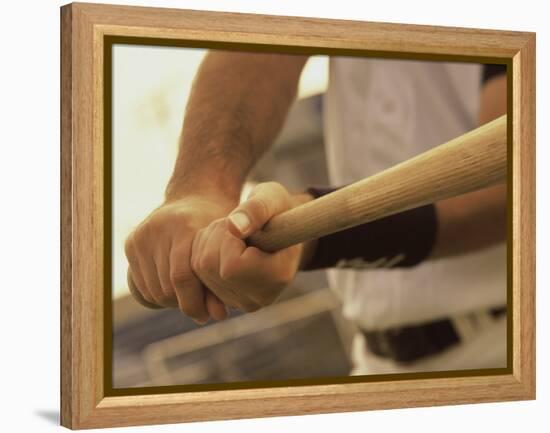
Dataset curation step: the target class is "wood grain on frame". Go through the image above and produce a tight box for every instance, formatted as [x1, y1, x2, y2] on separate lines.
[60, 2, 536, 429]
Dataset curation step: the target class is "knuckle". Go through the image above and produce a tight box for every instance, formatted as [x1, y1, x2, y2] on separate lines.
[133, 221, 169, 252]
[256, 181, 285, 198]
[159, 284, 173, 298]
[124, 237, 134, 258]
[264, 181, 283, 194]
[199, 253, 216, 273]
[189, 250, 200, 273]
[211, 218, 226, 228]
[260, 182, 291, 209]
[131, 227, 150, 252]
[135, 224, 157, 251]
[147, 217, 172, 237]
[194, 228, 204, 241]
[190, 254, 200, 274]
[219, 260, 238, 281]
[198, 257, 208, 273]
[218, 267, 231, 281]
[170, 269, 192, 288]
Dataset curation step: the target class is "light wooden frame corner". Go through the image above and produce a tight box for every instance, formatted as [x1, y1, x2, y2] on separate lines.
[61, 2, 536, 429]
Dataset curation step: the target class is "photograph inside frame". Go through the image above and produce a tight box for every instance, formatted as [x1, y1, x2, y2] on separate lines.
[110, 44, 508, 389]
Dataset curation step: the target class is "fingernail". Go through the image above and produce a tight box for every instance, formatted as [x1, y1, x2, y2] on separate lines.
[194, 316, 209, 325]
[228, 212, 250, 235]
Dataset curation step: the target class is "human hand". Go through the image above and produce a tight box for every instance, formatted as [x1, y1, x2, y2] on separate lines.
[124, 195, 237, 323]
[190, 182, 305, 312]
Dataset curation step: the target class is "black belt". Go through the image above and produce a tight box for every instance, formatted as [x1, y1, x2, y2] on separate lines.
[362, 306, 506, 363]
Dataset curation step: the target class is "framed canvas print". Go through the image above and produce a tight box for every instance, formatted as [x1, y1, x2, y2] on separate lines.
[60, 2, 536, 429]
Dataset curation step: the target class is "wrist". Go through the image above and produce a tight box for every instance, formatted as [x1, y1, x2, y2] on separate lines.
[166, 136, 252, 204]
[165, 176, 242, 206]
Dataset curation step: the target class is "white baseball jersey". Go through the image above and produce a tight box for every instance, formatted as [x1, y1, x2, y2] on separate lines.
[323, 57, 507, 335]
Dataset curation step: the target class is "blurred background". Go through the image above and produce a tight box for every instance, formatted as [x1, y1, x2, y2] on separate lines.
[112, 45, 356, 388]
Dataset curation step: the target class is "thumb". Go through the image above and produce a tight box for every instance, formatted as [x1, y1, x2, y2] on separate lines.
[227, 182, 291, 239]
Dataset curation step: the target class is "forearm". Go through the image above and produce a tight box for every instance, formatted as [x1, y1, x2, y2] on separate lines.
[166, 51, 308, 202]
[430, 184, 506, 258]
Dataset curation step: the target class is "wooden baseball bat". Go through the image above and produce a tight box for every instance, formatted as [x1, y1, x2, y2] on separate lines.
[247, 114, 507, 252]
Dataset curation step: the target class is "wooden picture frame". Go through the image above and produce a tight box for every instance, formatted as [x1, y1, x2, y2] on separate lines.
[60, 2, 536, 429]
